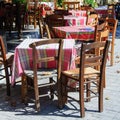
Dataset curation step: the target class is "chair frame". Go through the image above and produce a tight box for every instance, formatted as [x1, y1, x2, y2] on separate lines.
[21, 38, 64, 111]
[0, 36, 13, 96]
[38, 17, 51, 39]
[106, 18, 118, 66]
[60, 41, 110, 117]
[98, 18, 118, 66]
[45, 14, 65, 38]
[62, 1, 80, 10]
[86, 13, 98, 27]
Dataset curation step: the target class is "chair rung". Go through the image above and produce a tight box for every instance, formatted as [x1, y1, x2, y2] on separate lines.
[38, 82, 56, 88]
[85, 79, 99, 84]
[0, 75, 5, 80]
[39, 93, 50, 98]
[15, 80, 21, 83]
[85, 94, 99, 100]
[67, 95, 79, 103]
[61, 81, 77, 91]
[87, 88, 98, 96]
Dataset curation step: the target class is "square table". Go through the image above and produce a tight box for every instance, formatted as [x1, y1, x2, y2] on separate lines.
[53, 25, 95, 41]
[11, 39, 77, 86]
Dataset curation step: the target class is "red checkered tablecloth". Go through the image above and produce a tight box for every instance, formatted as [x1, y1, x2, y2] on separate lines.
[69, 10, 87, 17]
[11, 39, 77, 85]
[64, 15, 87, 26]
[53, 25, 95, 41]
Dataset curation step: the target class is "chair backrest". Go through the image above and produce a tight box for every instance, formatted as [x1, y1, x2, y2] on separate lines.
[86, 13, 98, 27]
[45, 14, 65, 38]
[54, 9, 69, 15]
[81, 5, 94, 15]
[79, 40, 110, 84]
[81, 5, 94, 11]
[97, 29, 109, 42]
[106, 18, 118, 39]
[107, 4, 115, 18]
[62, 1, 80, 10]
[95, 25, 109, 42]
[96, 20, 108, 31]
[38, 17, 51, 39]
[94, 29, 110, 68]
[29, 39, 64, 79]
[45, 14, 65, 27]
[0, 36, 7, 65]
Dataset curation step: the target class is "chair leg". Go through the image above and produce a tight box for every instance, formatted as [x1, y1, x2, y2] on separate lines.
[103, 69, 106, 88]
[4, 66, 11, 96]
[49, 78, 54, 100]
[86, 79, 91, 102]
[21, 74, 28, 103]
[79, 82, 85, 118]
[57, 78, 63, 109]
[61, 75, 68, 108]
[34, 78, 40, 111]
[34, 15, 37, 29]
[110, 41, 114, 66]
[99, 85, 103, 112]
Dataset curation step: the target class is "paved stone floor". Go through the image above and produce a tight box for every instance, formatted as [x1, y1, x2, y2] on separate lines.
[0, 24, 120, 120]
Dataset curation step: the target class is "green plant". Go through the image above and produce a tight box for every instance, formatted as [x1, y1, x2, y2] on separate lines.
[84, 0, 98, 8]
[12, 0, 26, 3]
[57, 0, 63, 7]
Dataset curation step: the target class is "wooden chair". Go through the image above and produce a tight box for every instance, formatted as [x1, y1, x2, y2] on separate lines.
[54, 9, 69, 15]
[95, 28, 110, 88]
[4, 3, 15, 34]
[86, 13, 99, 27]
[0, 36, 14, 96]
[98, 17, 118, 66]
[38, 17, 51, 39]
[62, 1, 80, 10]
[45, 14, 65, 38]
[21, 39, 64, 111]
[106, 18, 118, 66]
[27, 4, 40, 29]
[115, 2, 120, 20]
[95, 20, 109, 41]
[81, 5, 94, 14]
[60, 40, 110, 117]
[86, 13, 99, 42]
[95, 28, 110, 55]
[107, 4, 115, 18]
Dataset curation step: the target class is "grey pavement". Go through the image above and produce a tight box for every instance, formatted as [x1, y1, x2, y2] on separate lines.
[0, 25, 120, 120]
